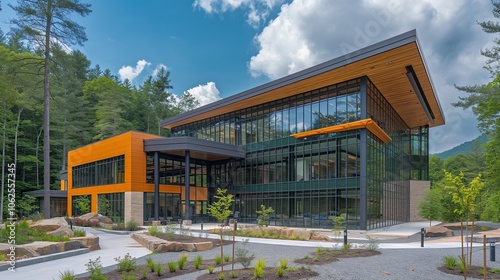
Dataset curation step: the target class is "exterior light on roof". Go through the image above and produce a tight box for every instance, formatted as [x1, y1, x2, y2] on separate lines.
[405, 65, 435, 125]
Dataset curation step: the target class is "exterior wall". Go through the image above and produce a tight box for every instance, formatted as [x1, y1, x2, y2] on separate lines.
[409, 180, 430, 222]
[67, 131, 161, 217]
[125, 191, 144, 224]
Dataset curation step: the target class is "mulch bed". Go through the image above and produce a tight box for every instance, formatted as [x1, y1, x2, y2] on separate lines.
[294, 248, 380, 265]
[155, 232, 233, 246]
[438, 265, 500, 279]
[196, 267, 319, 280]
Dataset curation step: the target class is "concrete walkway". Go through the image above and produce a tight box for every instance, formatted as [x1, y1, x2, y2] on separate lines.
[0, 227, 151, 280]
[1, 221, 499, 279]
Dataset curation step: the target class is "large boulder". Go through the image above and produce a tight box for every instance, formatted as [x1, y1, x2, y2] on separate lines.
[425, 226, 455, 237]
[30, 217, 73, 237]
[77, 212, 113, 225]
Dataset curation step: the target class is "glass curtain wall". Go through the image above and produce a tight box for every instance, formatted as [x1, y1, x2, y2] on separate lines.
[365, 79, 411, 229]
[171, 77, 413, 229]
[97, 193, 124, 223]
[143, 193, 181, 222]
[72, 155, 124, 188]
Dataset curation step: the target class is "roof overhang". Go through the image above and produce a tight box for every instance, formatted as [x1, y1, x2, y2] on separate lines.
[144, 137, 245, 161]
[162, 29, 444, 130]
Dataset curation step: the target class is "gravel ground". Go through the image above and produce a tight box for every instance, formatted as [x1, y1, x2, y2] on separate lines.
[99, 241, 499, 280]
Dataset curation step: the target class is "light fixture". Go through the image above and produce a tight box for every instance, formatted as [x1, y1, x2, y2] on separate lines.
[405, 65, 435, 125]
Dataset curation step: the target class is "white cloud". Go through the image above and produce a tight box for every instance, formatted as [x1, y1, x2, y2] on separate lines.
[247, 0, 494, 153]
[193, 0, 282, 27]
[185, 82, 221, 107]
[118, 59, 151, 82]
[152, 64, 169, 77]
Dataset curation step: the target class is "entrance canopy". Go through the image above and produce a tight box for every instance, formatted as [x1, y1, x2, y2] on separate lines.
[144, 136, 245, 161]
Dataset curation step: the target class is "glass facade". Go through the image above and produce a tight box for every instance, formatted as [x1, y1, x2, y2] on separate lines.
[71, 194, 91, 217]
[167, 76, 429, 230]
[146, 153, 207, 186]
[143, 193, 181, 222]
[97, 193, 125, 223]
[72, 155, 125, 188]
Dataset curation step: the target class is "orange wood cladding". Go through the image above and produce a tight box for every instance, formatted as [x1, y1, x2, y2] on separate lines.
[290, 118, 392, 143]
[66, 131, 208, 217]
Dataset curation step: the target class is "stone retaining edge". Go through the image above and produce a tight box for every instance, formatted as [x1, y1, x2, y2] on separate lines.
[0, 248, 90, 271]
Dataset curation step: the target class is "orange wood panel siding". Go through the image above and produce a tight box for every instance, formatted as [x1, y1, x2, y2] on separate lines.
[290, 118, 392, 143]
[67, 131, 162, 217]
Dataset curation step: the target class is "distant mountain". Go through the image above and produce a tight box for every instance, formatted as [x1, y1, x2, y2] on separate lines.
[433, 134, 488, 159]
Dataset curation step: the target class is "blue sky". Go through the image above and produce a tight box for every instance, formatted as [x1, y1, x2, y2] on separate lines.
[0, 0, 497, 153]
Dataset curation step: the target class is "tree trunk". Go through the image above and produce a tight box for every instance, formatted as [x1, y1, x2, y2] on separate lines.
[460, 217, 467, 280]
[43, 0, 54, 219]
[36, 126, 42, 187]
[469, 215, 475, 267]
[220, 226, 224, 272]
[14, 107, 23, 166]
[0, 109, 7, 224]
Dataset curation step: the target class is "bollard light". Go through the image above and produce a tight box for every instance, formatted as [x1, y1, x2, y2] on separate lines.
[201, 222, 204, 231]
[69, 217, 74, 230]
[344, 229, 348, 245]
[420, 228, 426, 247]
[491, 242, 496, 262]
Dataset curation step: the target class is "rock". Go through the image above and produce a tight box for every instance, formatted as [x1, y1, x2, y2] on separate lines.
[193, 242, 213, 251]
[310, 231, 331, 241]
[425, 226, 454, 237]
[63, 241, 83, 251]
[30, 217, 69, 233]
[78, 212, 113, 224]
[71, 236, 99, 248]
[77, 212, 98, 221]
[48, 226, 74, 237]
[24, 242, 61, 256]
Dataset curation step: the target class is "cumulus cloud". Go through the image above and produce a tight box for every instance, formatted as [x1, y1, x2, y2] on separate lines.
[246, 0, 493, 153]
[118, 59, 151, 82]
[193, 0, 282, 27]
[185, 82, 221, 107]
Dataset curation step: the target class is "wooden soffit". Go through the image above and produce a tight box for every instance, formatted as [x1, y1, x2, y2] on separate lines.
[162, 30, 444, 130]
[290, 119, 392, 143]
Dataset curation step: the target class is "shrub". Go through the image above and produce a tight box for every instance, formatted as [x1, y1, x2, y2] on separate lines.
[126, 220, 139, 231]
[342, 243, 352, 251]
[73, 229, 86, 237]
[365, 236, 380, 251]
[208, 266, 215, 274]
[73, 218, 99, 227]
[177, 254, 188, 270]
[224, 254, 230, 262]
[194, 255, 203, 269]
[85, 257, 107, 280]
[168, 261, 177, 273]
[0, 254, 6, 261]
[218, 272, 226, 280]
[276, 266, 285, 278]
[148, 225, 161, 237]
[146, 257, 155, 272]
[120, 271, 137, 280]
[235, 239, 255, 268]
[140, 269, 147, 280]
[443, 255, 458, 270]
[58, 270, 76, 280]
[253, 259, 267, 278]
[490, 268, 500, 273]
[229, 271, 238, 278]
[155, 262, 163, 276]
[114, 253, 136, 272]
[278, 258, 288, 269]
[214, 255, 222, 265]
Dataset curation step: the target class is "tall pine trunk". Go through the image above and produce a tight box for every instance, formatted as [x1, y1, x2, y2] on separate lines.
[43, 0, 54, 219]
[0, 107, 7, 224]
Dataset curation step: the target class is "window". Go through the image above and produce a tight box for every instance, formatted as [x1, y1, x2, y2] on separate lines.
[72, 155, 124, 188]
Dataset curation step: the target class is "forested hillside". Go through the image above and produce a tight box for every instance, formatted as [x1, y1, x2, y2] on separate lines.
[0, 2, 198, 218]
[433, 134, 487, 159]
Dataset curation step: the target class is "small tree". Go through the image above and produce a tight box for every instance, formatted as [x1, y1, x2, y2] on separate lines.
[256, 205, 274, 227]
[74, 195, 91, 216]
[418, 188, 443, 226]
[207, 188, 234, 272]
[444, 171, 483, 278]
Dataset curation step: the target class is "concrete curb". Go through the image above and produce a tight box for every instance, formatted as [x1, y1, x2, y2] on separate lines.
[93, 228, 145, 235]
[0, 248, 90, 271]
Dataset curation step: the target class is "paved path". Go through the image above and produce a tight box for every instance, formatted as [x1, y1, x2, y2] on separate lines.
[1, 221, 499, 279]
[0, 227, 150, 280]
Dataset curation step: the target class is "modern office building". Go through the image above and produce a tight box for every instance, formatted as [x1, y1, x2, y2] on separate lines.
[66, 30, 444, 230]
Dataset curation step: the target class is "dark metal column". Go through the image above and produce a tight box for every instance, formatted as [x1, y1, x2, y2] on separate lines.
[185, 150, 191, 220]
[154, 152, 160, 221]
[359, 77, 368, 230]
